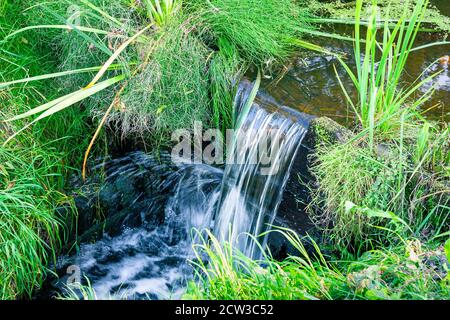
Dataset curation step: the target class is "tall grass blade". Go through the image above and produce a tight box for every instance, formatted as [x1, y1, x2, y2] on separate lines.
[3, 75, 125, 146]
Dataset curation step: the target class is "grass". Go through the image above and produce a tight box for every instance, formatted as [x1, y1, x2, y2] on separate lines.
[0, 0, 98, 299]
[186, 228, 450, 300]
[0, 0, 314, 299]
[0, 142, 66, 299]
[188, 0, 314, 66]
[0, 0, 324, 149]
[112, 16, 211, 145]
[0, 88, 84, 299]
[333, 0, 438, 147]
[308, 0, 449, 254]
[0, 0, 448, 301]
[185, 0, 449, 301]
[309, 130, 449, 252]
[141, 0, 181, 27]
[0, 0, 317, 299]
[208, 37, 242, 131]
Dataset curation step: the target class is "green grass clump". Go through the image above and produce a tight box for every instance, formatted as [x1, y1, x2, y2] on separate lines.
[307, 0, 449, 253]
[346, 238, 450, 300]
[334, 0, 438, 147]
[207, 37, 242, 131]
[309, 128, 449, 252]
[0, 142, 65, 299]
[189, 0, 313, 66]
[0, 0, 95, 299]
[111, 17, 211, 144]
[186, 228, 450, 300]
[0, 0, 325, 148]
[140, 0, 181, 27]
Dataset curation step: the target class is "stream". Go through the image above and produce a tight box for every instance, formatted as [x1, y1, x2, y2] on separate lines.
[40, 22, 449, 300]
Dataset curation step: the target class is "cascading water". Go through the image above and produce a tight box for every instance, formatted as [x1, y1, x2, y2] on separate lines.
[46, 79, 309, 299]
[213, 82, 307, 259]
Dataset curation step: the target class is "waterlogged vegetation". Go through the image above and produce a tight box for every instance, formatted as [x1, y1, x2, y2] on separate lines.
[0, 0, 449, 300]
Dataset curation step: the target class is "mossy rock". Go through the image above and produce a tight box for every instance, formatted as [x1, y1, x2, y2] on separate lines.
[305, 116, 353, 149]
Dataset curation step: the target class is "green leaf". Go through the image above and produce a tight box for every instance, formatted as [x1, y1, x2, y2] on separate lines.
[0, 64, 122, 89]
[2, 25, 109, 42]
[85, 23, 153, 89]
[444, 238, 450, 263]
[3, 74, 125, 146]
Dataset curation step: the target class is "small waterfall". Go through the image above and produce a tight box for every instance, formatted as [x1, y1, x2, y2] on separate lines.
[48, 79, 309, 299]
[212, 81, 308, 259]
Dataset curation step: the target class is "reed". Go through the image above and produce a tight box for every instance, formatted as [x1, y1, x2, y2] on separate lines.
[335, 0, 438, 148]
[308, 0, 449, 254]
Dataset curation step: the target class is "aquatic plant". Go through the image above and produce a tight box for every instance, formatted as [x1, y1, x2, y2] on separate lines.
[110, 17, 211, 144]
[334, 0, 438, 147]
[307, 0, 449, 254]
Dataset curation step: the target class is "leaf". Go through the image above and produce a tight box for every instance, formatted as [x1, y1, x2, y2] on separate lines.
[0, 64, 122, 89]
[2, 25, 109, 42]
[344, 201, 411, 231]
[2, 75, 125, 146]
[235, 71, 261, 129]
[445, 238, 450, 263]
[85, 23, 153, 89]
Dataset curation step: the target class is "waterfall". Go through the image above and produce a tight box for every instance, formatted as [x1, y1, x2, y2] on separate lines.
[48, 79, 309, 299]
[212, 81, 308, 259]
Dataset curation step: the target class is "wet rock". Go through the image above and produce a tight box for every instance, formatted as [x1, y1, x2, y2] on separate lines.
[269, 116, 352, 259]
[69, 152, 178, 245]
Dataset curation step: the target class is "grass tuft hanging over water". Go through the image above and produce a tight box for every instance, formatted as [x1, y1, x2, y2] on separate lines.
[187, 0, 315, 66]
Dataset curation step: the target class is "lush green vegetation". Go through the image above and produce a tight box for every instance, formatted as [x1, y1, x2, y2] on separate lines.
[309, 0, 449, 252]
[0, 1, 96, 298]
[0, 0, 320, 149]
[186, 228, 450, 300]
[186, 0, 450, 300]
[0, 0, 449, 300]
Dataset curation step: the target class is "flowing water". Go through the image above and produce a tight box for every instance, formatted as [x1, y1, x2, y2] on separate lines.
[46, 80, 310, 299]
[213, 83, 307, 259]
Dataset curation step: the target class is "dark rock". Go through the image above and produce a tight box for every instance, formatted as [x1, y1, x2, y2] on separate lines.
[268, 116, 352, 259]
[66, 152, 178, 247]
